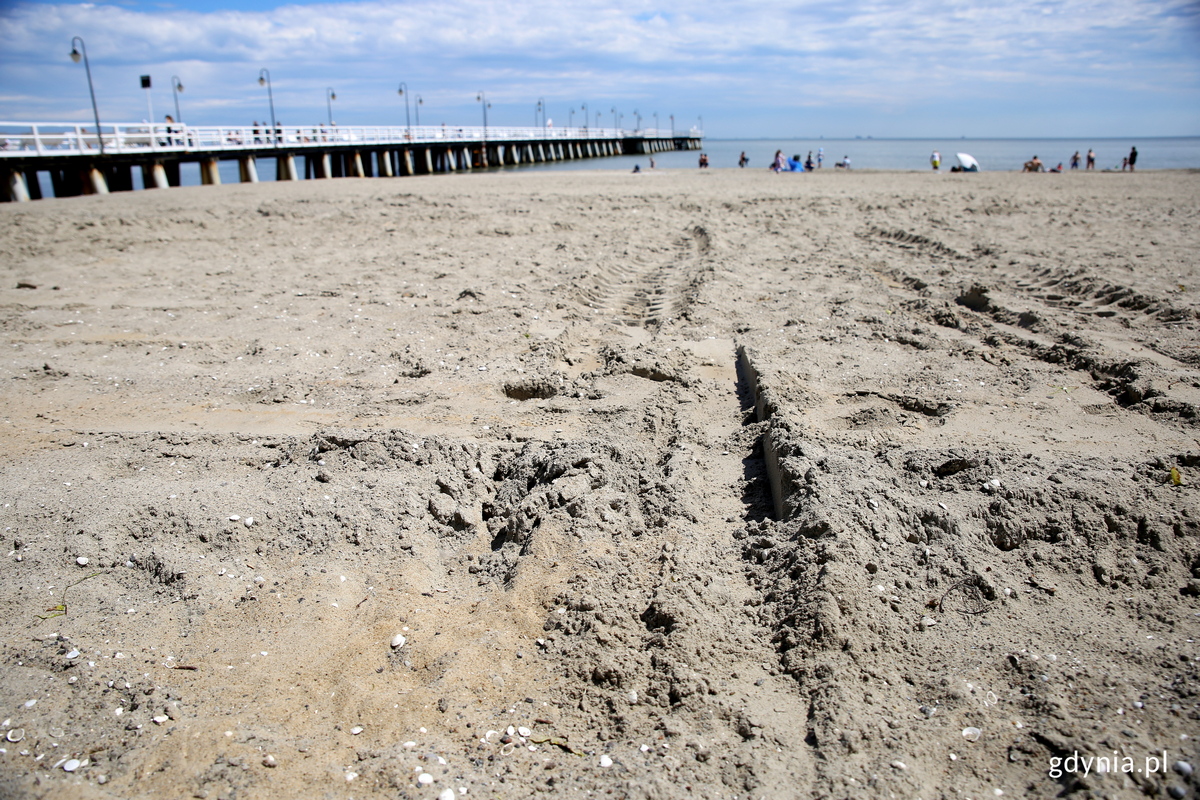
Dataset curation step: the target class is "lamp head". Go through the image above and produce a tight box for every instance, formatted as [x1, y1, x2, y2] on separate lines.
[397, 86, 404, 96]
[258, 76, 266, 86]
[177, 82, 184, 92]
[70, 47, 82, 63]
[330, 91, 336, 101]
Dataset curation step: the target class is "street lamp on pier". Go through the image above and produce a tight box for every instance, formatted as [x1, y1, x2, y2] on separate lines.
[581, 102, 588, 132]
[257, 68, 277, 143]
[536, 97, 545, 128]
[398, 83, 413, 136]
[69, 36, 104, 155]
[415, 95, 423, 127]
[171, 75, 184, 122]
[611, 107, 618, 130]
[653, 112, 658, 133]
[326, 87, 336, 126]
[595, 110, 601, 128]
[476, 91, 490, 139]
[568, 108, 575, 128]
[633, 109, 641, 131]
[669, 114, 674, 136]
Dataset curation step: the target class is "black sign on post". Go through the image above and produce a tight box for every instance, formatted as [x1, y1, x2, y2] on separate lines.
[140, 75, 151, 89]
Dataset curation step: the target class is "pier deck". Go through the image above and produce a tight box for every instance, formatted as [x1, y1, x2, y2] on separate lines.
[1, 122, 702, 201]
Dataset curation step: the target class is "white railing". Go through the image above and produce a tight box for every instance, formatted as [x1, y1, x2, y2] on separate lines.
[0, 122, 692, 158]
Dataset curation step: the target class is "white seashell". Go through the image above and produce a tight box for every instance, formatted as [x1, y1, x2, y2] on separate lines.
[599, 754, 613, 767]
[962, 727, 982, 742]
[229, 515, 240, 521]
[244, 517, 254, 527]
[1175, 761, 1194, 777]
[76, 557, 89, 566]
[263, 754, 277, 767]
[438, 790, 457, 800]
[65, 649, 80, 659]
[351, 726, 363, 735]
[345, 772, 357, 782]
[507, 726, 515, 736]
[6, 729, 24, 743]
[390, 634, 406, 649]
[518, 726, 531, 738]
[63, 759, 81, 772]
[152, 716, 169, 725]
[417, 773, 434, 785]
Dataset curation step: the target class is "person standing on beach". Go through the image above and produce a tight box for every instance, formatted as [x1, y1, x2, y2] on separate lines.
[738, 151, 749, 168]
[1128, 146, 1138, 171]
[1086, 148, 1095, 170]
[1070, 151, 1081, 169]
[817, 147, 824, 168]
[931, 150, 941, 171]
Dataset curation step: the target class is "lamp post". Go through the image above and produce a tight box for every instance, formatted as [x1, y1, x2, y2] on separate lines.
[398, 82, 412, 136]
[536, 97, 545, 128]
[326, 87, 336, 126]
[257, 68, 276, 144]
[698, 115, 703, 133]
[633, 109, 641, 131]
[171, 75, 184, 122]
[581, 102, 588, 132]
[476, 91, 489, 139]
[415, 95, 423, 127]
[595, 110, 601, 128]
[568, 108, 574, 128]
[69, 36, 104, 155]
[653, 112, 658, 133]
[611, 107, 618, 130]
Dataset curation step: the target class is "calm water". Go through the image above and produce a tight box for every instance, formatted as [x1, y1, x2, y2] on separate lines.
[32, 136, 1200, 195]
[524, 137, 1200, 173]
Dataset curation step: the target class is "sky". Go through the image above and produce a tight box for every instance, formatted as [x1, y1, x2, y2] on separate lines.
[1, 0, 1198, 138]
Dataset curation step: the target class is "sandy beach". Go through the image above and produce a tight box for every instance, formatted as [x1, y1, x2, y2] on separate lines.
[1, 168, 1197, 800]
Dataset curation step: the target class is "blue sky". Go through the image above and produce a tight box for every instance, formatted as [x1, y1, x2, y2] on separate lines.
[1, 0, 1198, 137]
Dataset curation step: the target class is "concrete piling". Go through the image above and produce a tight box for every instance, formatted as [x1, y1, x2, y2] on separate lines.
[238, 156, 259, 184]
[277, 155, 298, 181]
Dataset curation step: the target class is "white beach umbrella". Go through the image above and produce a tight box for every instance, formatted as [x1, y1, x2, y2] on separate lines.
[956, 153, 980, 171]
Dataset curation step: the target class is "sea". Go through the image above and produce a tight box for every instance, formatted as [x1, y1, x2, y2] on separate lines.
[525, 137, 1200, 173]
[54, 135, 1200, 191]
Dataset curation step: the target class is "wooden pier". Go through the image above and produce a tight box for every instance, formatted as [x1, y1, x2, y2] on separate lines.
[1, 122, 702, 201]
